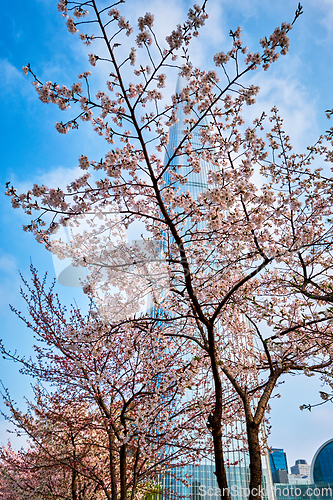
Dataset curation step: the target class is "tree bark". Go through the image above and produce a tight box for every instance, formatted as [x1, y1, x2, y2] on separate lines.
[71, 467, 78, 500]
[246, 421, 262, 500]
[70, 433, 78, 500]
[108, 428, 118, 500]
[208, 413, 232, 500]
[120, 443, 127, 500]
[207, 325, 231, 500]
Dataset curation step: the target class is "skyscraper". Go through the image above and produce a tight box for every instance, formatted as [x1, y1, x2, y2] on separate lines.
[269, 449, 288, 474]
[51, 75, 276, 500]
[160, 76, 275, 500]
[290, 459, 310, 478]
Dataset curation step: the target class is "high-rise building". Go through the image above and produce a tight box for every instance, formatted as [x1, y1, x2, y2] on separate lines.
[161, 76, 275, 500]
[269, 449, 288, 474]
[51, 75, 276, 500]
[290, 459, 311, 479]
[268, 451, 310, 486]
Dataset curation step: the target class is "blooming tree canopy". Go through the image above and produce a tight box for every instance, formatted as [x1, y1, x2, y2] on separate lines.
[5, 1, 333, 499]
[0, 267, 221, 500]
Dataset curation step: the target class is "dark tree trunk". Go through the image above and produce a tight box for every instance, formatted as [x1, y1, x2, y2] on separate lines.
[130, 444, 140, 500]
[209, 413, 232, 500]
[207, 325, 231, 500]
[247, 421, 262, 500]
[108, 428, 118, 500]
[71, 467, 78, 500]
[120, 443, 127, 500]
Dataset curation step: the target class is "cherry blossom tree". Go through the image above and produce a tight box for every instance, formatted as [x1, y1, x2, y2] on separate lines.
[6, 1, 333, 499]
[0, 267, 217, 500]
[0, 402, 103, 500]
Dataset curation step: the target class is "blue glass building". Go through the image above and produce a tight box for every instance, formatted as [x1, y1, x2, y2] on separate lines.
[311, 439, 333, 484]
[269, 449, 288, 474]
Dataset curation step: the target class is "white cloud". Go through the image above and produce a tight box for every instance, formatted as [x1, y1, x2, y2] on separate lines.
[7, 165, 83, 204]
[0, 254, 17, 276]
[0, 59, 26, 93]
[308, 0, 333, 37]
[0, 251, 21, 312]
[251, 73, 319, 151]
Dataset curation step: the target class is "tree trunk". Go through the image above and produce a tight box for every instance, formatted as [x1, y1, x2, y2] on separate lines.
[246, 420, 262, 500]
[207, 325, 231, 500]
[209, 413, 232, 500]
[120, 443, 127, 500]
[108, 428, 118, 500]
[70, 433, 78, 500]
[130, 444, 140, 500]
[71, 467, 78, 500]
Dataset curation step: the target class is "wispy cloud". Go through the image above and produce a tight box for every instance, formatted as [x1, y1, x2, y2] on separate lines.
[0, 251, 21, 312]
[0, 59, 30, 95]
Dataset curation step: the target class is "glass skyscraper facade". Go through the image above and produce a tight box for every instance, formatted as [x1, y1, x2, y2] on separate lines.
[269, 449, 289, 474]
[51, 75, 275, 500]
[312, 439, 333, 484]
[160, 77, 275, 500]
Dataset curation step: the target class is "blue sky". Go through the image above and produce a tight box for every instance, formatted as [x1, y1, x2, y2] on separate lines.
[1, 0, 333, 469]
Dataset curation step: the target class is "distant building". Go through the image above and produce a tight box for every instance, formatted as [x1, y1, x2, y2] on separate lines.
[274, 439, 333, 500]
[272, 470, 289, 484]
[269, 449, 288, 474]
[288, 459, 311, 484]
[274, 482, 333, 500]
[291, 459, 311, 478]
[311, 438, 333, 483]
[288, 474, 310, 485]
